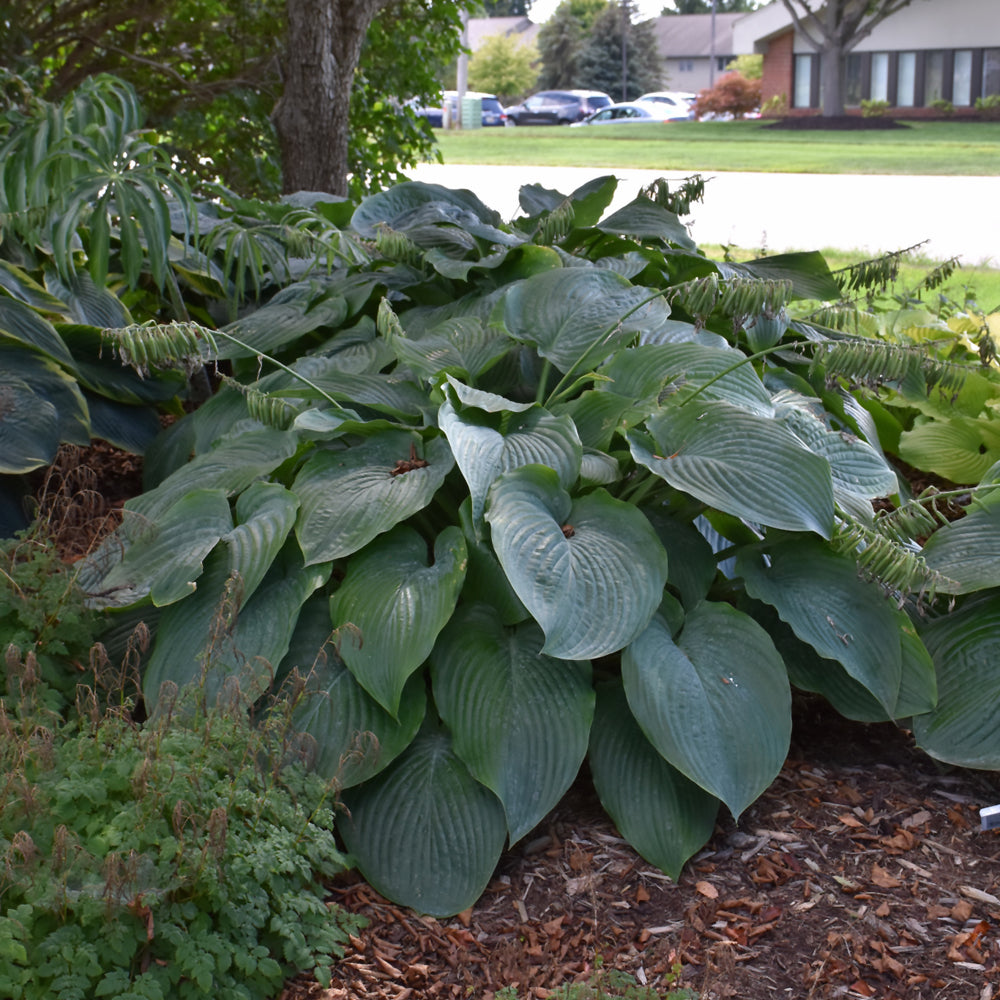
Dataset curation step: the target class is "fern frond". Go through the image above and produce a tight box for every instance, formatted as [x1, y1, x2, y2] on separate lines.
[913, 255, 960, 294]
[812, 339, 968, 395]
[103, 321, 216, 375]
[535, 200, 575, 246]
[833, 519, 954, 601]
[374, 223, 424, 266]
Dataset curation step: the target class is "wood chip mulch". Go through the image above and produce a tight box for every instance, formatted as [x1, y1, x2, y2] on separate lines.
[284, 705, 1000, 1000]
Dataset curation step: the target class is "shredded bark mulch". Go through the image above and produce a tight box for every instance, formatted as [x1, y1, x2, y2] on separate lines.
[762, 115, 911, 131]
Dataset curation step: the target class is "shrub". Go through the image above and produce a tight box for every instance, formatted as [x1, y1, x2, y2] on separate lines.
[975, 93, 1000, 119]
[929, 98, 954, 116]
[760, 93, 788, 117]
[860, 98, 890, 118]
[693, 73, 761, 119]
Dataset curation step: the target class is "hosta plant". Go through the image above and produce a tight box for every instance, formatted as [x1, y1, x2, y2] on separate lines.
[78, 176, 1000, 917]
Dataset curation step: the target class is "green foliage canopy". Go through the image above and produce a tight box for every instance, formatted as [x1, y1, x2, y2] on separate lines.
[468, 33, 540, 102]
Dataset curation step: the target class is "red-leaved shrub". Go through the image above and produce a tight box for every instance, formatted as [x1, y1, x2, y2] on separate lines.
[694, 72, 762, 119]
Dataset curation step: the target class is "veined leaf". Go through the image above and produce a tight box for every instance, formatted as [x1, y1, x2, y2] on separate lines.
[0, 295, 78, 369]
[440, 378, 582, 529]
[589, 679, 718, 880]
[597, 198, 696, 249]
[0, 374, 61, 473]
[285, 596, 426, 789]
[294, 431, 454, 565]
[331, 526, 467, 716]
[913, 594, 1000, 768]
[486, 465, 668, 659]
[501, 268, 673, 373]
[224, 481, 300, 602]
[737, 537, 903, 714]
[622, 602, 790, 817]
[632, 402, 835, 537]
[921, 500, 1000, 594]
[430, 604, 593, 843]
[339, 727, 507, 918]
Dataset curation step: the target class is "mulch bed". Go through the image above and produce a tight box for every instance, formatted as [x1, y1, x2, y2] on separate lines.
[762, 116, 911, 131]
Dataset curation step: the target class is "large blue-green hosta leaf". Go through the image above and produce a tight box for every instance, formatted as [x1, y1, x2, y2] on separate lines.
[430, 604, 593, 843]
[0, 296, 77, 369]
[597, 342, 773, 415]
[596, 198, 696, 250]
[142, 548, 330, 709]
[588, 680, 718, 880]
[486, 465, 669, 659]
[84, 488, 233, 608]
[737, 537, 905, 714]
[388, 316, 511, 384]
[501, 268, 674, 373]
[913, 594, 1000, 768]
[440, 379, 582, 529]
[921, 501, 1000, 594]
[631, 402, 835, 537]
[284, 596, 425, 789]
[898, 416, 1000, 485]
[331, 526, 468, 716]
[294, 431, 454, 565]
[622, 602, 790, 817]
[339, 727, 508, 917]
[0, 374, 61, 474]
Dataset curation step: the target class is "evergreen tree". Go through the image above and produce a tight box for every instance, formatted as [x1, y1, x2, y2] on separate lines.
[662, 0, 758, 13]
[576, 2, 662, 101]
[536, 0, 609, 90]
[480, 0, 532, 13]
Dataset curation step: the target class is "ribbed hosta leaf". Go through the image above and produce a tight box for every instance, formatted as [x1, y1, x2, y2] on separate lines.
[518, 174, 617, 228]
[223, 481, 299, 602]
[0, 374, 60, 473]
[85, 488, 233, 608]
[294, 431, 453, 565]
[773, 392, 897, 502]
[501, 268, 673, 372]
[339, 728, 508, 917]
[486, 465, 668, 659]
[83, 393, 162, 455]
[596, 198, 696, 249]
[899, 416, 1000, 485]
[439, 379, 582, 528]
[331, 526, 467, 716]
[737, 537, 903, 713]
[128, 425, 300, 522]
[352, 181, 505, 240]
[921, 501, 1000, 594]
[0, 296, 77, 369]
[631, 402, 835, 537]
[430, 604, 593, 843]
[645, 510, 718, 609]
[142, 549, 330, 709]
[622, 602, 790, 817]
[285, 597, 426, 789]
[388, 316, 511, 383]
[913, 594, 1000, 767]
[588, 680, 718, 880]
[551, 390, 647, 451]
[598, 342, 772, 415]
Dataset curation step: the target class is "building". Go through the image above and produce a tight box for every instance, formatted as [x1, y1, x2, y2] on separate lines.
[732, 0, 1000, 115]
[467, 16, 541, 55]
[650, 13, 744, 93]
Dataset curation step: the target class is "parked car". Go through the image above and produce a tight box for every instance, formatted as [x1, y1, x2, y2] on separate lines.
[635, 91, 698, 117]
[414, 91, 506, 127]
[571, 101, 694, 126]
[504, 90, 612, 126]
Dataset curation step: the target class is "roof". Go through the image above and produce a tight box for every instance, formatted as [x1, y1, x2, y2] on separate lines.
[650, 12, 744, 58]
[466, 16, 541, 53]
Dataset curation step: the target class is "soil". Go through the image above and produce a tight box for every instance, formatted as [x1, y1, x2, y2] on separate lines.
[38, 444, 1000, 1000]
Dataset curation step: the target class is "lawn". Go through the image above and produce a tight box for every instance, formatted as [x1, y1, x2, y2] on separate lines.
[434, 119, 1000, 176]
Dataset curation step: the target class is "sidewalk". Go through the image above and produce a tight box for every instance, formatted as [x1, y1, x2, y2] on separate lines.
[407, 163, 1000, 266]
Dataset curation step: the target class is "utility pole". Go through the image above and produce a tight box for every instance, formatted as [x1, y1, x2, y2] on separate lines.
[621, 0, 629, 102]
[709, 0, 717, 87]
[455, 8, 469, 129]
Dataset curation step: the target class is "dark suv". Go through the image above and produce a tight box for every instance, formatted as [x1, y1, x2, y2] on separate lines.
[504, 90, 612, 125]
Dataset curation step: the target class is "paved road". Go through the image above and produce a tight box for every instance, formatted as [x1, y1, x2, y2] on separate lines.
[407, 163, 1000, 266]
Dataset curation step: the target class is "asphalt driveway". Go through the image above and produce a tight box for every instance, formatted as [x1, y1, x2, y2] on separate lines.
[407, 163, 999, 266]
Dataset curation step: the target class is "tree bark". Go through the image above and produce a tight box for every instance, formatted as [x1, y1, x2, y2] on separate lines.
[273, 0, 391, 196]
[777, 0, 919, 116]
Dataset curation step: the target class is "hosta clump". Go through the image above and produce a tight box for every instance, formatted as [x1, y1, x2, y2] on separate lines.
[80, 176, 1000, 917]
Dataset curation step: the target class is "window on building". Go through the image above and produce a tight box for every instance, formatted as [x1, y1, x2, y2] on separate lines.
[953, 50, 973, 105]
[716, 56, 728, 72]
[925, 51, 945, 104]
[897, 51, 916, 106]
[678, 59, 694, 73]
[870, 52, 890, 102]
[985, 48, 1000, 97]
[844, 52, 863, 106]
[793, 53, 813, 107]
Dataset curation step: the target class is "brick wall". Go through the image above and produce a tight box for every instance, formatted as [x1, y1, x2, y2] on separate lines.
[761, 29, 795, 106]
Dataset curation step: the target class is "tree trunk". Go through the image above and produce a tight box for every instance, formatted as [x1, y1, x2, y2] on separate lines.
[820, 37, 846, 116]
[273, 0, 390, 196]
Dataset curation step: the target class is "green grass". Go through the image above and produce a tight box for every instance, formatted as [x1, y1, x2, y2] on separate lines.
[435, 120, 1000, 175]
